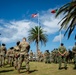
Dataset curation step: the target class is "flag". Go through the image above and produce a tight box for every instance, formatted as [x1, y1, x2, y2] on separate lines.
[51, 9, 58, 13]
[31, 13, 38, 18]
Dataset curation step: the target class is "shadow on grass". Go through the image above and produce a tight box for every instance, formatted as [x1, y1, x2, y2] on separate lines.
[0, 69, 14, 73]
[21, 65, 26, 70]
[20, 69, 38, 73]
[29, 69, 38, 73]
[59, 67, 68, 70]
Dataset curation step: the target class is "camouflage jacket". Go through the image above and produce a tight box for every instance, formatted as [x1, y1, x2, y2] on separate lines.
[0, 46, 7, 55]
[7, 49, 14, 57]
[58, 46, 67, 55]
[19, 41, 30, 55]
[44, 51, 50, 57]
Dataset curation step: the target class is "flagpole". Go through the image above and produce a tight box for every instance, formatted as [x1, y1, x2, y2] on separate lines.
[38, 13, 39, 50]
[59, 15, 61, 44]
[60, 30, 61, 44]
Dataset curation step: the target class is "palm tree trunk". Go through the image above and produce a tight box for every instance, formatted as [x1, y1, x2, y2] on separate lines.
[36, 42, 39, 53]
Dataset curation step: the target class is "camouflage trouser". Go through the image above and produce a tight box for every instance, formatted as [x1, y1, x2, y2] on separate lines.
[44, 56, 50, 63]
[9, 56, 14, 66]
[54, 56, 58, 63]
[58, 56, 67, 68]
[0, 55, 5, 66]
[6, 56, 10, 64]
[18, 54, 30, 71]
[74, 54, 76, 67]
[14, 57, 19, 69]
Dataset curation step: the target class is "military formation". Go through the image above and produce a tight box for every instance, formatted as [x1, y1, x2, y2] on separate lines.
[0, 37, 30, 74]
[0, 39, 76, 74]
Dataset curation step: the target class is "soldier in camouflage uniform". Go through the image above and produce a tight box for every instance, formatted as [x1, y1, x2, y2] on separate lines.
[72, 42, 76, 69]
[40, 52, 44, 62]
[29, 50, 33, 61]
[14, 41, 20, 69]
[18, 37, 30, 73]
[44, 50, 50, 63]
[7, 47, 14, 66]
[6, 48, 10, 64]
[54, 48, 58, 63]
[58, 43, 67, 70]
[0, 43, 7, 67]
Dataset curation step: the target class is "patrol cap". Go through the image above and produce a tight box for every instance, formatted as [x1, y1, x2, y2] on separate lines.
[2, 43, 5, 46]
[61, 43, 64, 46]
[46, 50, 49, 52]
[16, 41, 20, 45]
[10, 47, 14, 49]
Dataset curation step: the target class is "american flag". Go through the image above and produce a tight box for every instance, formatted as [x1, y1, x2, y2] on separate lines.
[31, 13, 38, 18]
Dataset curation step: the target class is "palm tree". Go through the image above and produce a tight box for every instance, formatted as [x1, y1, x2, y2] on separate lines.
[28, 26, 48, 52]
[55, 0, 76, 39]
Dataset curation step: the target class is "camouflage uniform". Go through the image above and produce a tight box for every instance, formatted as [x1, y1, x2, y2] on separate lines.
[44, 50, 50, 63]
[58, 43, 67, 70]
[51, 50, 55, 62]
[14, 41, 20, 69]
[7, 47, 14, 66]
[0, 44, 7, 67]
[29, 50, 33, 61]
[6, 49, 10, 64]
[40, 52, 44, 62]
[72, 43, 76, 69]
[18, 38, 30, 73]
[54, 49, 58, 63]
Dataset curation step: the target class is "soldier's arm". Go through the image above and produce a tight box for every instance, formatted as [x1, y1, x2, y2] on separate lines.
[6, 50, 9, 56]
[5, 47, 7, 54]
[58, 51, 62, 55]
[26, 43, 30, 51]
[58, 48, 62, 55]
[63, 48, 67, 55]
[63, 51, 67, 56]
[19, 42, 21, 49]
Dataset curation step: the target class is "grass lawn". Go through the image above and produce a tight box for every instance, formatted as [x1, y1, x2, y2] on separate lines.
[0, 62, 76, 75]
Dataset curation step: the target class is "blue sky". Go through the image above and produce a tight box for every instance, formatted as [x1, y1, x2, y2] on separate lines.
[0, 0, 75, 53]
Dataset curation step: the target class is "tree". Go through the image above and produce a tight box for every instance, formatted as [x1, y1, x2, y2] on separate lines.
[55, 0, 76, 39]
[28, 26, 48, 52]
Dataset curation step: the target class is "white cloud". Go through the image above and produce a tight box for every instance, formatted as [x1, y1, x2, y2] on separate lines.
[39, 10, 62, 34]
[0, 19, 36, 43]
[53, 34, 64, 42]
[0, 8, 63, 44]
[68, 46, 73, 49]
